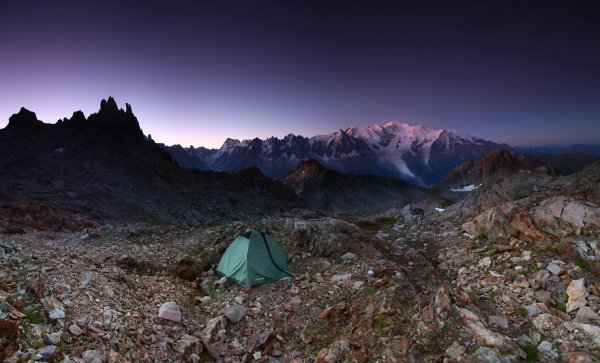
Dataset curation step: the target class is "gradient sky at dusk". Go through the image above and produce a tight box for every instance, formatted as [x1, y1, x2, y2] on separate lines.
[1, 0, 599, 148]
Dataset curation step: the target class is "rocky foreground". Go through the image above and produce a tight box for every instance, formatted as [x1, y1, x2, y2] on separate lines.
[1, 208, 598, 362]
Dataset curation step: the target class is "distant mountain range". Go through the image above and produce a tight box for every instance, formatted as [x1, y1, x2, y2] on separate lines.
[162, 122, 512, 186]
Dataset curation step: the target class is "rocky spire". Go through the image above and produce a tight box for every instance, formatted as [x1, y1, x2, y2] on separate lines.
[99, 96, 119, 114]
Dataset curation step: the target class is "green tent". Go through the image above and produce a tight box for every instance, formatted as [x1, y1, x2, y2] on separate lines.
[216, 229, 292, 287]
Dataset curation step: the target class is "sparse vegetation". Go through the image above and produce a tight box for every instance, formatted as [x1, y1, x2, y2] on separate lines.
[547, 246, 558, 254]
[355, 217, 397, 232]
[520, 344, 539, 362]
[476, 233, 488, 241]
[25, 307, 44, 324]
[373, 315, 390, 335]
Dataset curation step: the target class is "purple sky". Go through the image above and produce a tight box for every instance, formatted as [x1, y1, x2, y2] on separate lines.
[1, 0, 599, 148]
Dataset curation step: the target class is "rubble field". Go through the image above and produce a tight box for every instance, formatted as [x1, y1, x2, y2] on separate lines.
[1, 213, 598, 362]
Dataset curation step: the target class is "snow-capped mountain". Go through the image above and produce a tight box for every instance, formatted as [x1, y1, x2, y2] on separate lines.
[161, 121, 511, 185]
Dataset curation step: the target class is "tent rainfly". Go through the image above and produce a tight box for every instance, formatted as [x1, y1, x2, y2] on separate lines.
[216, 229, 292, 287]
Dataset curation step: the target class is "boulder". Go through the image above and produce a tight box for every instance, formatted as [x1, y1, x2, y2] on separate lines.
[532, 196, 600, 237]
[462, 201, 546, 242]
[455, 307, 514, 350]
[566, 278, 588, 312]
[289, 218, 372, 257]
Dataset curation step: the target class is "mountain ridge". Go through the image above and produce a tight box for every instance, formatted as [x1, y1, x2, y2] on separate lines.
[162, 121, 512, 185]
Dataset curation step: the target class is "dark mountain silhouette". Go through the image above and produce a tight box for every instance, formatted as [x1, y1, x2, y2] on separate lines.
[438, 149, 598, 190]
[0, 97, 296, 230]
[279, 159, 433, 214]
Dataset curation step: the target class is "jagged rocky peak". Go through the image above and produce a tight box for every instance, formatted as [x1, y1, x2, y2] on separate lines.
[221, 138, 241, 150]
[69, 110, 86, 123]
[294, 158, 328, 174]
[99, 96, 119, 114]
[6, 107, 44, 134]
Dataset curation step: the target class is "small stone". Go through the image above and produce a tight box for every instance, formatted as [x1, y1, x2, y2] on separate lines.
[69, 324, 83, 336]
[537, 340, 552, 352]
[478, 257, 492, 268]
[567, 352, 592, 363]
[546, 262, 564, 275]
[223, 304, 248, 323]
[101, 286, 115, 298]
[290, 296, 302, 305]
[525, 305, 541, 316]
[78, 271, 94, 286]
[44, 331, 62, 345]
[158, 302, 182, 323]
[41, 296, 65, 320]
[473, 346, 502, 362]
[535, 290, 551, 304]
[340, 252, 358, 261]
[36, 345, 63, 362]
[82, 349, 103, 363]
[352, 281, 364, 290]
[488, 315, 509, 329]
[330, 273, 352, 283]
[445, 341, 466, 360]
[566, 278, 588, 312]
[290, 285, 300, 294]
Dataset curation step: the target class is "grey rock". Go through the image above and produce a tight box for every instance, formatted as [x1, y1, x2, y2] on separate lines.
[473, 346, 502, 363]
[478, 256, 492, 268]
[340, 252, 358, 261]
[330, 273, 352, 283]
[222, 304, 248, 323]
[488, 315, 509, 329]
[158, 301, 182, 322]
[546, 262, 564, 275]
[43, 331, 62, 345]
[82, 350, 103, 363]
[537, 340, 552, 352]
[573, 306, 600, 324]
[69, 324, 83, 336]
[36, 345, 62, 361]
[41, 296, 65, 320]
[445, 341, 466, 360]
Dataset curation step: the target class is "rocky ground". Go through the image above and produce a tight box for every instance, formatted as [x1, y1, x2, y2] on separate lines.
[1, 207, 598, 362]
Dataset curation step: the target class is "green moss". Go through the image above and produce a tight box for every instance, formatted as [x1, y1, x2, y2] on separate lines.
[476, 233, 488, 241]
[309, 316, 331, 336]
[363, 286, 376, 295]
[373, 315, 390, 335]
[547, 246, 558, 254]
[356, 217, 397, 232]
[31, 340, 45, 349]
[574, 260, 589, 270]
[303, 346, 319, 357]
[517, 307, 528, 317]
[25, 308, 44, 324]
[520, 344, 538, 362]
